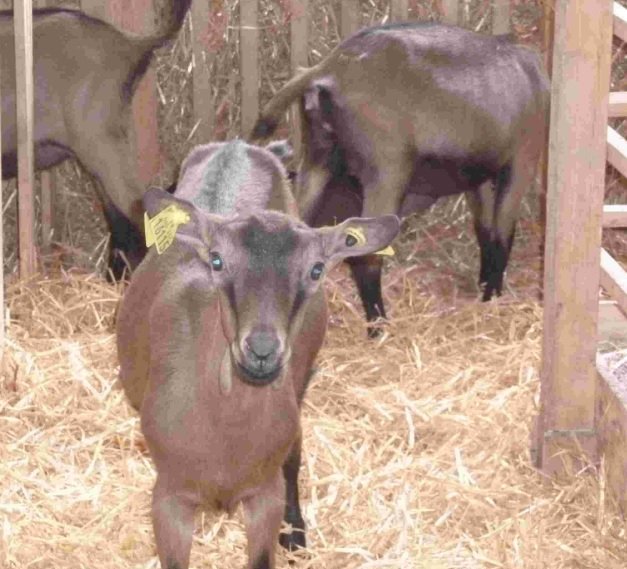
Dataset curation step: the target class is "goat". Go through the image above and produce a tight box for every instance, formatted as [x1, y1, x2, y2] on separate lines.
[0, 0, 192, 277]
[116, 140, 400, 569]
[252, 22, 550, 333]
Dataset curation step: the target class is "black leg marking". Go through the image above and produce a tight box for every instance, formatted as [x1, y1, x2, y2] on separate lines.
[346, 255, 386, 338]
[253, 550, 271, 569]
[102, 200, 146, 281]
[279, 437, 306, 554]
[167, 562, 182, 569]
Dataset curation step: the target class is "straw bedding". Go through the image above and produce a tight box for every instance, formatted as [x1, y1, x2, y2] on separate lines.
[1, 263, 627, 569]
[1, 1, 627, 567]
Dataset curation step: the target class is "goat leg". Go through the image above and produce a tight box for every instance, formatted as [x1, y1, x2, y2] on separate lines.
[346, 255, 387, 338]
[243, 472, 285, 569]
[279, 433, 306, 554]
[152, 477, 197, 569]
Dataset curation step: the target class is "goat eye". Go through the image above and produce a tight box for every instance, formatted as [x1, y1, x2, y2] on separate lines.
[345, 234, 358, 247]
[310, 262, 324, 281]
[210, 252, 224, 271]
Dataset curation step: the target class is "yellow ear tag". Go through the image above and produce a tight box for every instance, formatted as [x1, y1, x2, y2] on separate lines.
[346, 226, 395, 256]
[144, 204, 191, 254]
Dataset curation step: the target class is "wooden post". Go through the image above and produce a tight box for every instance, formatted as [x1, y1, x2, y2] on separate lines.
[0, 28, 4, 359]
[536, 0, 613, 475]
[341, 0, 359, 38]
[14, 0, 36, 278]
[240, 0, 259, 136]
[543, 0, 555, 75]
[441, 0, 459, 25]
[40, 0, 55, 253]
[492, 0, 510, 34]
[191, 0, 214, 142]
[81, 0, 163, 185]
[390, 0, 409, 21]
[290, 0, 308, 158]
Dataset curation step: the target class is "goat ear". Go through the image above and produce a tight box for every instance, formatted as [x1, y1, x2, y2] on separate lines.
[320, 215, 401, 263]
[143, 187, 218, 258]
[143, 187, 195, 218]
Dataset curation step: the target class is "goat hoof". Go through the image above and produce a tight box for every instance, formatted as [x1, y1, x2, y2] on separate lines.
[279, 527, 306, 552]
[367, 325, 383, 339]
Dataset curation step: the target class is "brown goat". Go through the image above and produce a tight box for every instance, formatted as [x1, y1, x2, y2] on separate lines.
[116, 140, 400, 569]
[252, 22, 550, 333]
[0, 0, 192, 277]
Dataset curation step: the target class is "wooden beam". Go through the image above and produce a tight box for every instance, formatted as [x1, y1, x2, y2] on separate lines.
[609, 91, 627, 117]
[290, 0, 309, 158]
[40, 0, 55, 254]
[603, 204, 627, 228]
[614, 1, 627, 43]
[390, 0, 409, 22]
[441, 0, 459, 26]
[15, 0, 36, 278]
[0, 30, 4, 361]
[340, 0, 359, 39]
[607, 126, 627, 179]
[240, 0, 259, 136]
[601, 249, 627, 315]
[596, 355, 627, 516]
[492, 0, 510, 34]
[543, 0, 555, 78]
[536, 0, 613, 475]
[191, 0, 214, 142]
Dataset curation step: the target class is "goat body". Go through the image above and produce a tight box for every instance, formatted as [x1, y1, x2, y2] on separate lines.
[252, 22, 550, 330]
[0, 0, 192, 275]
[117, 140, 400, 568]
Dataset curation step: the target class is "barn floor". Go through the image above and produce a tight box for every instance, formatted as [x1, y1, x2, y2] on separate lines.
[1, 244, 627, 568]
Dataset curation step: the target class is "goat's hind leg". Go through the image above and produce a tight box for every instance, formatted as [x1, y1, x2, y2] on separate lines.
[243, 473, 285, 569]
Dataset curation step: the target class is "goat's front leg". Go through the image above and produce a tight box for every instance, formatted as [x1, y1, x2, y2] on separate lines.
[242, 472, 285, 569]
[279, 433, 306, 553]
[152, 476, 197, 569]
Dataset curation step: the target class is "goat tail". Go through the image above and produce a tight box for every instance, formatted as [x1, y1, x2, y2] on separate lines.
[151, 0, 193, 47]
[123, 0, 192, 100]
[249, 62, 329, 141]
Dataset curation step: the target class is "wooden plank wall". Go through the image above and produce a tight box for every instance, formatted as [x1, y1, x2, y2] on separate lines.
[536, 0, 613, 474]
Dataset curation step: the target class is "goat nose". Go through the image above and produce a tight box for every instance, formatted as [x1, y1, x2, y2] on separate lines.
[245, 332, 280, 361]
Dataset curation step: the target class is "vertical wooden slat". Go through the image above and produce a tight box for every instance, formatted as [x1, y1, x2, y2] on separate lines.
[40, 171, 54, 251]
[40, 0, 55, 253]
[536, 0, 613, 474]
[390, 0, 409, 21]
[192, 0, 214, 142]
[441, 0, 460, 25]
[15, 0, 36, 277]
[341, 0, 359, 39]
[492, 0, 510, 34]
[290, 0, 309, 158]
[0, 31, 4, 359]
[240, 0, 259, 136]
[543, 0, 555, 75]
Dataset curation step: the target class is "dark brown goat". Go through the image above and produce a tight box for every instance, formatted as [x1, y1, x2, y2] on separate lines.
[116, 140, 400, 569]
[252, 22, 550, 333]
[0, 0, 192, 277]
